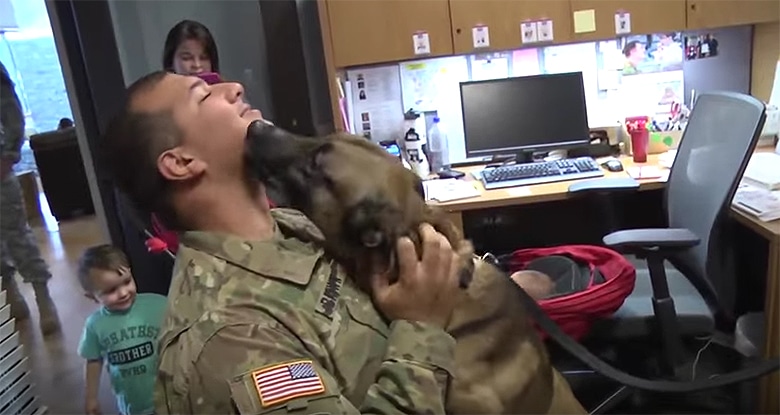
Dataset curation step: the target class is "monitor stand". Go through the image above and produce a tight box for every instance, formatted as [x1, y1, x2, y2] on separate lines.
[485, 151, 535, 167]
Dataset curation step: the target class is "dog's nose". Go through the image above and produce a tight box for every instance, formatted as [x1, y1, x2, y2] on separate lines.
[361, 230, 384, 248]
[246, 119, 276, 139]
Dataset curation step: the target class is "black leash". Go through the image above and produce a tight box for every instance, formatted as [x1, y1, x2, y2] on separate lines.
[491, 255, 780, 393]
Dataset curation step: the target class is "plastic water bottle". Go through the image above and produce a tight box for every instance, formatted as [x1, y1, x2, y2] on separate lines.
[427, 117, 449, 173]
[403, 127, 430, 179]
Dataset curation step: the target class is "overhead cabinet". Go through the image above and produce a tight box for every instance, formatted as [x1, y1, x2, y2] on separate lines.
[449, 0, 572, 54]
[326, 0, 454, 67]
[323, 0, 779, 68]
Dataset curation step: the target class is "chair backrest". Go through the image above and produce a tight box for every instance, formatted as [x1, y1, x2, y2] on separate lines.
[665, 91, 765, 314]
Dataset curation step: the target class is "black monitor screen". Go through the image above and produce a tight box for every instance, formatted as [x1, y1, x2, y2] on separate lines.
[460, 72, 590, 157]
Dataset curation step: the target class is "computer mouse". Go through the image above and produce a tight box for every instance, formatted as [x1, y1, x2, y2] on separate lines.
[437, 169, 466, 179]
[601, 159, 624, 172]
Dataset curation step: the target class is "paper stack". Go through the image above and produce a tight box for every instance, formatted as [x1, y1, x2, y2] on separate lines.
[732, 183, 780, 222]
[743, 152, 780, 191]
[423, 178, 480, 203]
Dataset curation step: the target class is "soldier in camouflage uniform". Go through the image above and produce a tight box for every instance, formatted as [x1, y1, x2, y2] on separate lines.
[103, 71, 463, 414]
[0, 61, 61, 336]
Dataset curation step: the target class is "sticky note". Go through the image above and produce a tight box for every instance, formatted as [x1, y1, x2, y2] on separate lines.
[573, 9, 596, 34]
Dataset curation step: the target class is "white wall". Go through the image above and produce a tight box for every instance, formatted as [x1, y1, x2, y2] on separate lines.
[106, 0, 274, 118]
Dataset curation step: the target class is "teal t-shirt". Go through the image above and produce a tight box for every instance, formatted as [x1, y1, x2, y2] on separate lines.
[78, 293, 168, 415]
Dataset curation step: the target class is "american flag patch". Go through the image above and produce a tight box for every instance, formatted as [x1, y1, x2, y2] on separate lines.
[252, 360, 325, 407]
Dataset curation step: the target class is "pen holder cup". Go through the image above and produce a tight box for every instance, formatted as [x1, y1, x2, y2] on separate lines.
[629, 130, 649, 163]
[648, 130, 684, 154]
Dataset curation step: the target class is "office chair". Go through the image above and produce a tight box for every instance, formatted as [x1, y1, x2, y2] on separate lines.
[574, 91, 769, 412]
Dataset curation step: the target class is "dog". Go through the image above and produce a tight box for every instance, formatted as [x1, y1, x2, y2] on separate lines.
[244, 121, 587, 414]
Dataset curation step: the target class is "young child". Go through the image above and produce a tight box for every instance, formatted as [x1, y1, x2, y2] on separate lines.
[77, 245, 168, 415]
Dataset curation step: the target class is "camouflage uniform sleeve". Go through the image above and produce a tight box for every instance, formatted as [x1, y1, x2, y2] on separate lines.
[188, 320, 455, 414]
[0, 74, 25, 163]
[362, 319, 456, 413]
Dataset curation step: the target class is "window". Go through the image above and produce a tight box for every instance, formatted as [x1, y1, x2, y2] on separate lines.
[1, 0, 73, 173]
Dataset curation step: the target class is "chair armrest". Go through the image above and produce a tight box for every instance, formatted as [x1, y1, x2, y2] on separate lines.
[603, 228, 701, 250]
[568, 178, 640, 195]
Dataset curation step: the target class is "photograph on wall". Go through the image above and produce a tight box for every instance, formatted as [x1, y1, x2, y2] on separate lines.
[684, 34, 719, 61]
[619, 32, 683, 76]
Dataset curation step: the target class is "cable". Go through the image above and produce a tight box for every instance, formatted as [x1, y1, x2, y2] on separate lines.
[691, 337, 713, 381]
[510, 275, 780, 393]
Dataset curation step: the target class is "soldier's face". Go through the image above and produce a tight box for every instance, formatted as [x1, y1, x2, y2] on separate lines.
[131, 73, 264, 179]
[88, 267, 137, 311]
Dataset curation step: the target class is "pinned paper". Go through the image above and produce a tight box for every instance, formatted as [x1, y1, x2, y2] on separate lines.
[573, 9, 596, 34]
[520, 21, 538, 44]
[413, 32, 431, 55]
[472, 25, 490, 48]
[536, 20, 554, 42]
[615, 12, 631, 35]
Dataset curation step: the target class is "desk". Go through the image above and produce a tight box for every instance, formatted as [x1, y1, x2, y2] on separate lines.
[732, 209, 780, 415]
[432, 150, 779, 414]
[435, 154, 666, 233]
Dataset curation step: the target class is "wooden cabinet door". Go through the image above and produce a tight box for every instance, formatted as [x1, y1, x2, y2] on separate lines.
[569, 0, 687, 43]
[687, 0, 779, 30]
[326, 0, 453, 67]
[449, 0, 572, 54]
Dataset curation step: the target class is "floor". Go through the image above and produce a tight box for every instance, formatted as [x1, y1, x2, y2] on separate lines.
[11, 196, 116, 413]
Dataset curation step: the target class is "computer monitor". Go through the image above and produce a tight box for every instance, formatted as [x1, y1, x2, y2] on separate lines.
[460, 72, 591, 162]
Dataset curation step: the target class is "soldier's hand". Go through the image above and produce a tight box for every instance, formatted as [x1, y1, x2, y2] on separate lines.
[371, 223, 460, 328]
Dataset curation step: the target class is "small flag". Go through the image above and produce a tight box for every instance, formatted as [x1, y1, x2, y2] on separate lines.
[252, 360, 325, 407]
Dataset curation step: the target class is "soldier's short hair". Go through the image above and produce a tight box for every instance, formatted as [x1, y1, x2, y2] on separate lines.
[77, 244, 130, 292]
[100, 70, 183, 230]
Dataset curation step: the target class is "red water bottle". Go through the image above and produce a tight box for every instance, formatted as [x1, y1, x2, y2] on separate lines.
[625, 116, 649, 163]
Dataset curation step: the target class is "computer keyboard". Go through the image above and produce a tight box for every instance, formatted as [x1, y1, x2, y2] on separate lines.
[479, 157, 604, 190]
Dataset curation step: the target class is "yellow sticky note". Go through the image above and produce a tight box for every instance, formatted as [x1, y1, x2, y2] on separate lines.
[573, 9, 596, 33]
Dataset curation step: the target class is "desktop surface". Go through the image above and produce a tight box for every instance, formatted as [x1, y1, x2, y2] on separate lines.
[430, 153, 669, 212]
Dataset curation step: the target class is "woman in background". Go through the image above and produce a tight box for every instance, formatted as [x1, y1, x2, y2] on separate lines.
[162, 19, 219, 76]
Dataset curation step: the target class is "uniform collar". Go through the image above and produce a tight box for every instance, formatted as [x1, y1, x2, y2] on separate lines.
[179, 217, 322, 286]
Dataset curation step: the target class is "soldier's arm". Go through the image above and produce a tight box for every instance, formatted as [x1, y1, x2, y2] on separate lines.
[0, 77, 25, 163]
[189, 320, 455, 414]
